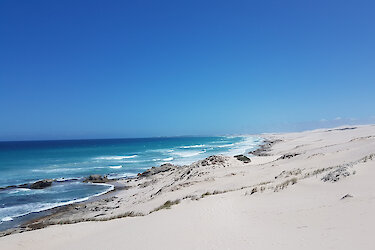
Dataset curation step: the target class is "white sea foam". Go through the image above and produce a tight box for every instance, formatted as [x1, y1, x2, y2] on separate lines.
[107, 173, 137, 179]
[179, 144, 206, 149]
[55, 177, 80, 182]
[215, 143, 234, 148]
[221, 136, 261, 156]
[95, 155, 137, 160]
[172, 149, 206, 158]
[109, 165, 123, 169]
[32, 167, 85, 173]
[7, 188, 31, 195]
[1, 217, 13, 222]
[93, 166, 107, 169]
[147, 149, 174, 153]
[162, 157, 173, 161]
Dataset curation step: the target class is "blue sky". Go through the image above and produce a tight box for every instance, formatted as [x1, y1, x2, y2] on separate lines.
[1, 0, 374, 140]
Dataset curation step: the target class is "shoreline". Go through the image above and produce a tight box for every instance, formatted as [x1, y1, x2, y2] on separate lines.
[0, 137, 264, 236]
[0, 181, 119, 233]
[2, 124, 375, 249]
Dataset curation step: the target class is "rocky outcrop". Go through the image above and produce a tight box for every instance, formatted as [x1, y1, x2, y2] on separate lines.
[321, 167, 350, 182]
[30, 179, 53, 189]
[249, 139, 281, 156]
[278, 153, 300, 160]
[0, 180, 52, 190]
[234, 155, 251, 163]
[326, 127, 357, 132]
[194, 155, 227, 167]
[84, 175, 109, 183]
[140, 163, 177, 177]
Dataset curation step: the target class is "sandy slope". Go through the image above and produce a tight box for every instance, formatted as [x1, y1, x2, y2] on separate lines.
[1, 124, 375, 249]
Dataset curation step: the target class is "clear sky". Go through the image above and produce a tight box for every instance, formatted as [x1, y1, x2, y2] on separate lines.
[1, 0, 374, 140]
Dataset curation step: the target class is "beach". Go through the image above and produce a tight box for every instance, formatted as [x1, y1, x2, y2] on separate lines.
[0, 136, 259, 230]
[1, 124, 375, 249]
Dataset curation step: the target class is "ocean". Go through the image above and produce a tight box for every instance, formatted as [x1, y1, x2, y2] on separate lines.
[0, 136, 261, 229]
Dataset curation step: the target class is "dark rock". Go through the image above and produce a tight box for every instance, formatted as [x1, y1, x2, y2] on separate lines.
[326, 127, 357, 132]
[321, 167, 350, 182]
[278, 153, 300, 160]
[83, 175, 109, 183]
[141, 163, 176, 177]
[0, 185, 17, 190]
[194, 155, 227, 167]
[234, 154, 251, 163]
[249, 139, 282, 156]
[341, 194, 353, 200]
[250, 187, 257, 195]
[30, 179, 53, 189]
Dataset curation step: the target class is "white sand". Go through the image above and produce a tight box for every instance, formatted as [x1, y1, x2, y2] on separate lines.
[1, 124, 375, 249]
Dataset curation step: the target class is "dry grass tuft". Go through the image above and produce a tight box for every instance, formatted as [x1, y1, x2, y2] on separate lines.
[152, 199, 181, 212]
[274, 177, 298, 192]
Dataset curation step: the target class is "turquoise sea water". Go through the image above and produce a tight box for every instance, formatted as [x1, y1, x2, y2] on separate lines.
[0, 136, 261, 229]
